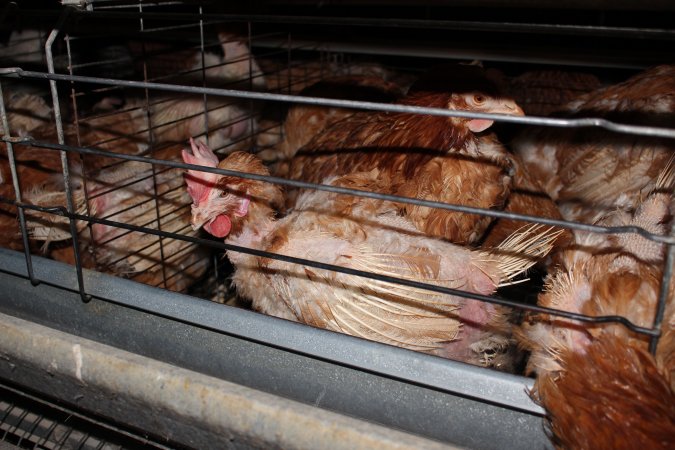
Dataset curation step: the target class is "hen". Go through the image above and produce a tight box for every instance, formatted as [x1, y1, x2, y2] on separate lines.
[182, 139, 560, 370]
[86, 76, 257, 153]
[0, 90, 52, 137]
[258, 59, 414, 95]
[127, 32, 266, 90]
[286, 64, 525, 245]
[486, 68, 603, 117]
[518, 159, 675, 446]
[513, 64, 675, 224]
[537, 334, 675, 449]
[515, 64, 675, 377]
[0, 91, 247, 292]
[500, 65, 675, 447]
[23, 142, 209, 293]
[520, 163, 674, 374]
[257, 75, 405, 176]
[93, 31, 264, 152]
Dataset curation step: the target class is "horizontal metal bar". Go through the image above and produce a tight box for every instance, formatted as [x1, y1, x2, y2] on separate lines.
[60, 20, 263, 43]
[137, 19, 231, 35]
[64, 1, 190, 10]
[4, 68, 674, 139]
[96, 2, 191, 9]
[105, 226, 192, 268]
[254, 36, 660, 71]
[68, 55, 134, 71]
[70, 10, 675, 40]
[1, 195, 657, 338]
[13, 137, 675, 246]
[0, 311, 464, 449]
[0, 246, 544, 420]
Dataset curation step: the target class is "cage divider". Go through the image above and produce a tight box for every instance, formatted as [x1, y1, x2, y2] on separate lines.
[45, 7, 91, 303]
[138, 1, 169, 290]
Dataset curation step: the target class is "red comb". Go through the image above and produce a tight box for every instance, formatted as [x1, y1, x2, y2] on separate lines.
[182, 138, 220, 205]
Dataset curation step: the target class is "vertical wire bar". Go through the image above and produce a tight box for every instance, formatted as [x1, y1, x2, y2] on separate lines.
[66, 29, 99, 273]
[286, 32, 291, 95]
[247, 22, 254, 91]
[321, 45, 328, 79]
[15, 411, 31, 447]
[275, 31, 291, 154]
[197, 7, 214, 295]
[649, 219, 675, 354]
[198, 5, 210, 146]
[321, 42, 330, 84]
[0, 82, 39, 286]
[0, 402, 14, 441]
[7, 408, 28, 440]
[246, 21, 256, 149]
[21, 412, 44, 448]
[55, 424, 74, 450]
[45, 8, 91, 303]
[138, 2, 168, 289]
[37, 418, 59, 448]
[74, 430, 90, 449]
[94, 437, 106, 450]
[39, 28, 48, 68]
[212, 251, 222, 302]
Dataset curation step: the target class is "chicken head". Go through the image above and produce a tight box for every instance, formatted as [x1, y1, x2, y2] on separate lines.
[182, 139, 282, 238]
[183, 138, 251, 237]
[404, 63, 525, 132]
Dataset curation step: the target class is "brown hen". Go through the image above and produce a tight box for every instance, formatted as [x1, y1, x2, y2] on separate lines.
[511, 66, 675, 447]
[0, 90, 52, 137]
[537, 334, 675, 449]
[23, 142, 210, 293]
[287, 64, 525, 245]
[183, 139, 560, 370]
[258, 75, 405, 177]
[513, 64, 675, 224]
[127, 32, 266, 90]
[518, 161, 675, 447]
[486, 69, 603, 116]
[0, 92, 243, 292]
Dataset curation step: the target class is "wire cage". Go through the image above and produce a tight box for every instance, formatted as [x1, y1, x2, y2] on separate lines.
[0, 1, 673, 449]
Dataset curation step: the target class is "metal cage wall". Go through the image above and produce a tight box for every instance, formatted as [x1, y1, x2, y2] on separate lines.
[0, 1, 673, 449]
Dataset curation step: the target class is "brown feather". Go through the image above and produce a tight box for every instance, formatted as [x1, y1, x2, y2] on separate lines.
[287, 64, 523, 245]
[536, 335, 675, 450]
[514, 65, 675, 224]
[186, 143, 559, 369]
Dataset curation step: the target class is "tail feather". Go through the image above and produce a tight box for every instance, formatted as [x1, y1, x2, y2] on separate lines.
[489, 224, 563, 286]
[653, 153, 675, 193]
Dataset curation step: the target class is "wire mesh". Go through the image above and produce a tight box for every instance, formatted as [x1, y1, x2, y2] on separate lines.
[0, 2, 673, 373]
[0, 382, 172, 450]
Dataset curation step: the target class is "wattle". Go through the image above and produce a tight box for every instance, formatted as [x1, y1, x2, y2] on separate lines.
[205, 214, 232, 238]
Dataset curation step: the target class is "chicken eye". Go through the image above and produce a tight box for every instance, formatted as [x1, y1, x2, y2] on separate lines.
[473, 94, 486, 105]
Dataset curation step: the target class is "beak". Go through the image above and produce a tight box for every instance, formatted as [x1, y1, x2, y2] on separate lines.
[495, 100, 525, 117]
[190, 204, 211, 231]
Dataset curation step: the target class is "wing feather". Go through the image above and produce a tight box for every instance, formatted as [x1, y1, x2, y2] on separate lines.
[270, 238, 464, 351]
